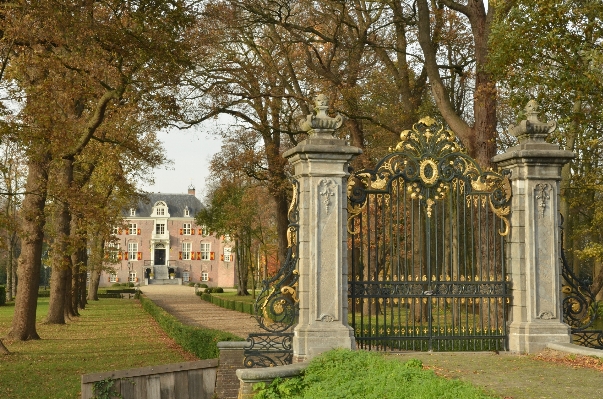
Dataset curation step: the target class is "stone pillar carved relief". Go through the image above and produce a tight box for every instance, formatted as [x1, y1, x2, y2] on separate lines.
[319, 179, 336, 215]
[535, 183, 551, 218]
[492, 100, 574, 353]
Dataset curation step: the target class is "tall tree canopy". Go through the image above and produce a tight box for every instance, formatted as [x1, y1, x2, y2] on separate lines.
[1, 0, 196, 339]
[489, 0, 603, 296]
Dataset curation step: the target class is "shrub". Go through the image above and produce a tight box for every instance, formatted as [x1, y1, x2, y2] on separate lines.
[188, 282, 196, 287]
[139, 296, 243, 359]
[199, 283, 208, 288]
[126, 282, 135, 287]
[253, 349, 497, 399]
[0, 286, 5, 306]
[214, 287, 224, 293]
[111, 283, 122, 287]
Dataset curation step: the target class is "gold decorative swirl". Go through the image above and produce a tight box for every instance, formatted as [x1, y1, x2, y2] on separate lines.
[347, 202, 366, 235]
[489, 197, 510, 236]
[281, 284, 299, 303]
[419, 158, 438, 185]
[287, 181, 298, 221]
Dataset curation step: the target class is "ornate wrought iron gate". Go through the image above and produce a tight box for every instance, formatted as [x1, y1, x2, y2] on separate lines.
[561, 226, 603, 349]
[244, 180, 299, 367]
[347, 118, 512, 351]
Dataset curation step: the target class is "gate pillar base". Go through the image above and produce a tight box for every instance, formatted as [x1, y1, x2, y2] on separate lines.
[293, 323, 356, 363]
[285, 95, 362, 363]
[493, 101, 574, 354]
[508, 321, 571, 354]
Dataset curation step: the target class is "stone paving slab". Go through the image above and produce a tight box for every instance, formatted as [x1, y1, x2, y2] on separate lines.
[140, 285, 262, 338]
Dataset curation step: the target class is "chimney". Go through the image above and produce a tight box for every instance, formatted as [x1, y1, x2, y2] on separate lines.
[188, 184, 195, 196]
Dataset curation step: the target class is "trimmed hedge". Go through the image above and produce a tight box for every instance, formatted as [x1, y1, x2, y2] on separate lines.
[203, 287, 224, 294]
[0, 286, 5, 306]
[139, 295, 243, 359]
[197, 292, 256, 316]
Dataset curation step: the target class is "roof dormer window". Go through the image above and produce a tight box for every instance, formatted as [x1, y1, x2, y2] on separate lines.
[130, 208, 136, 216]
[153, 201, 168, 217]
[184, 206, 190, 217]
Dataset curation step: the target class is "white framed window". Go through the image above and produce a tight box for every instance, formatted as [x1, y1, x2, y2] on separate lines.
[128, 242, 138, 261]
[201, 272, 209, 282]
[128, 272, 137, 282]
[129, 223, 137, 235]
[156, 208, 165, 216]
[87, 272, 91, 283]
[184, 207, 190, 217]
[200, 243, 211, 260]
[108, 242, 120, 262]
[155, 223, 165, 235]
[183, 272, 190, 283]
[112, 226, 119, 235]
[182, 242, 191, 260]
[183, 223, 191, 235]
[109, 273, 117, 283]
[130, 208, 136, 216]
[224, 247, 232, 262]
[201, 225, 209, 236]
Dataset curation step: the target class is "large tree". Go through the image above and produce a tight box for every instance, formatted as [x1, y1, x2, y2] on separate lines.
[4, 0, 196, 338]
[489, 0, 603, 296]
[415, 0, 514, 168]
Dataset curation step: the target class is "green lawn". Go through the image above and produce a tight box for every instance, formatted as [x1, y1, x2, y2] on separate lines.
[0, 298, 195, 399]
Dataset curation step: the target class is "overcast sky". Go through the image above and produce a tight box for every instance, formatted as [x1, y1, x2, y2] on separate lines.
[139, 122, 223, 201]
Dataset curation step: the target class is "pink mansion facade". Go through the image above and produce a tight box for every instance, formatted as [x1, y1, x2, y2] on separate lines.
[100, 187, 236, 287]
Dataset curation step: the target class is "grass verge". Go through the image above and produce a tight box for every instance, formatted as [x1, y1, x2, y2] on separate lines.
[254, 349, 497, 399]
[0, 298, 196, 399]
[139, 295, 243, 359]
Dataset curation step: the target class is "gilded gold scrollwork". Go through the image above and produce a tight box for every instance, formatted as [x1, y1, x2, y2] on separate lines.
[419, 158, 439, 185]
[489, 197, 510, 236]
[281, 284, 299, 303]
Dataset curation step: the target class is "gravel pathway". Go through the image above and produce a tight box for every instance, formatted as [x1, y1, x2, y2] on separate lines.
[140, 285, 262, 338]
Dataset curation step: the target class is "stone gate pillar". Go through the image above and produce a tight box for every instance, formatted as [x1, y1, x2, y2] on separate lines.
[283, 95, 361, 362]
[493, 100, 574, 353]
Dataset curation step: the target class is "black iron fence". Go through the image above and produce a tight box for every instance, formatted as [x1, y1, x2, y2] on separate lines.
[561, 227, 603, 349]
[347, 118, 512, 352]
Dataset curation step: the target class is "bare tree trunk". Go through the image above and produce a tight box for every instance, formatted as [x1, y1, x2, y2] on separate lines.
[272, 181, 290, 265]
[416, 0, 500, 169]
[6, 233, 13, 302]
[47, 158, 74, 324]
[88, 269, 101, 301]
[79, 267, 87, 309]
[64, 265, 76, 318]
[591, 260, 603, 302]
[69, 216, 87, 313]
[87, 233, 104, 301]
[8, 152, 50, 340]
[236, 236, 251, 296]
[71, 245, 88, 311]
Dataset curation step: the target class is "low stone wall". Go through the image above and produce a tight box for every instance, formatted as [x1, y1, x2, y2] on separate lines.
[81, 359, 218, 399]
[216, 341, 248, 399]
[236, 362, 308, 399]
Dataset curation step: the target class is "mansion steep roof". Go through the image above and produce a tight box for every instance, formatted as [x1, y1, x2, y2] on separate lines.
[124, 192, 205, 218]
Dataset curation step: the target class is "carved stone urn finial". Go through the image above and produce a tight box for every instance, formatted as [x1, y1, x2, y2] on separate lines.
[299, 94, 344, 137]
[508, 100, 557, 143]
